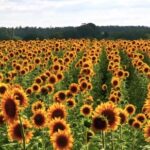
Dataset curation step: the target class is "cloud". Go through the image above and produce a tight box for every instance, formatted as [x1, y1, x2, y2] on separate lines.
[0, 0, 150, 27]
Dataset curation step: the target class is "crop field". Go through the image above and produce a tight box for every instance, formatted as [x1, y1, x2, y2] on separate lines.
[0, 39, 150, 150]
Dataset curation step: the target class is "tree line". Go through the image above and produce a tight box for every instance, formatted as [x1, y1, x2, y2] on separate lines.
[0, 23, 150, 40]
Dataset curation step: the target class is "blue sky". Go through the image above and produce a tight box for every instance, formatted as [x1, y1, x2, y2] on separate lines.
[0, 0, 150, 27]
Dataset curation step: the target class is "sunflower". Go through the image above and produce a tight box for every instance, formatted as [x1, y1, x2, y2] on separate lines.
[49, 118, 70, 136]
[46, 84, 54, 94]
[125, 104, 136, 115]
[8, 119, 33, 143]
[31, 83, 40, 93]
[32, 110, 47, 129]
[1, 92, 19, 123]
[31, 100, 45, 113]
[12, 88, 28, 108]
[48, 74, 58, 84]
[56, 72, 64, 81]
[25, 87, 32, 95]
[51, 130, 73, 150]
[92, 115, 108, 132]
[132, 120, 142, 129]
[47, 103, 67, 121]
[111, 76, 120, 88]
[101, 84, 107, 91]
[66, 99, 76, 109]
[54, 91, 66, 103]
[144, 122, 150, 142]
[136, 113, 146, 124]
[118, 109, 128, 125]
[40, 86, 48, 95]
[0, 83, 8, 96]
[69, 83, 79, 95]
[80, 104, 93, 117]
[128, 117, 136, 126]
[93, 102, 120, 130]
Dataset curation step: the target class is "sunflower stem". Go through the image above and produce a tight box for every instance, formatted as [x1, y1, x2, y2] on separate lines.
[101, 131, 105, 150]
[119, 125, 123, 150]
[111, 132, 114, 150]
[41, 129, 46, 150]
[132, 129, 136, 150]
[19, 114, 26, 150]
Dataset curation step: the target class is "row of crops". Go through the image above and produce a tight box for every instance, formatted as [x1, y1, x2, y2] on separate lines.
[0, 39, 150, 150]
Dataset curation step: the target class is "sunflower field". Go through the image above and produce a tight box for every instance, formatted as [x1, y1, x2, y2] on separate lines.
[0, 39, 150, 150]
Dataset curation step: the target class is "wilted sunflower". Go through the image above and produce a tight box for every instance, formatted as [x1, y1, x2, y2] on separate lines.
[144, 122, 150, 142]
[8, 119, 33, 143]
[80, 104, 93, 117]
[51, 130, 73, 150]
[93, 102, 120, 130]
[47, 103, 67, 121]
[49, 118, 70, 136]
[1, 92, 19, 123]
[32, 110, 47, 129]
[125, 104, 136, 115]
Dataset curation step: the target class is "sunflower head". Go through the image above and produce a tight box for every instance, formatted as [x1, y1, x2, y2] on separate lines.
[80, 104, 93, 117]
[49, 118, 70, 136]
[47, 103, 67, 121]
[8, 119, 33, 143]
[125, 104, 136, 115]
[51, 130, 73, 150]
[32, 110, 47, 129]
[1, 92, 19, 123]
[92, 115, 108, 132]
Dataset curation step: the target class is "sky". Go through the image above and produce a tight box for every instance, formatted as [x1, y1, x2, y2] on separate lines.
[0, 0, 150, 27]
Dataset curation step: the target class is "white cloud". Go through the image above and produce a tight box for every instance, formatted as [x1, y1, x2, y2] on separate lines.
[0, 0, 150, 27]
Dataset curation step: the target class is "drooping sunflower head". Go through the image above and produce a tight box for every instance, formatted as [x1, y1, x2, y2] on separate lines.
[51, 130, 73, 150]
[47, 103, 67, 121]
[80, 104, 93, 117]
[8, 119, 33, 143]
[1, 92, 19, 123]
[48, 118, 70, 136]
[32, 110, 47, 129]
